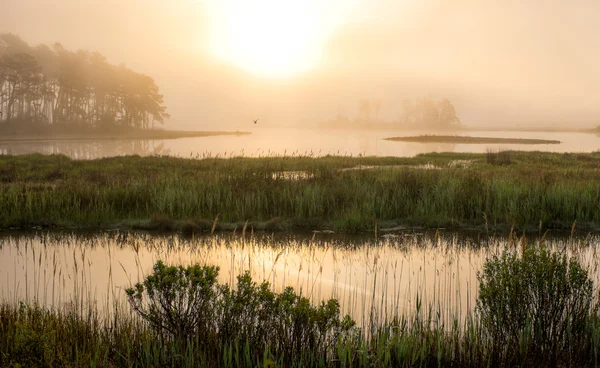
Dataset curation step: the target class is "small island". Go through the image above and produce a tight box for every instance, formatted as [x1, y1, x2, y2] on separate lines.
[384, 135, 561, 145]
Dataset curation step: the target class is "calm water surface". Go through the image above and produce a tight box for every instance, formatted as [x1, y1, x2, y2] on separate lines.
[1, 231, 598, 327]
[1, 128, 598, 159]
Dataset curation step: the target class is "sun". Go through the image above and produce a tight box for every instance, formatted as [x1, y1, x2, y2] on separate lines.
[206, 0, 349, 78]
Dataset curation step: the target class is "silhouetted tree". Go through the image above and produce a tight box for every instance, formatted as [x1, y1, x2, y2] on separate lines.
[437, 98, 461, 128]
[399, 96, 462, 129]
[0, 52, 43, 121]
[0, 33, 169, 131]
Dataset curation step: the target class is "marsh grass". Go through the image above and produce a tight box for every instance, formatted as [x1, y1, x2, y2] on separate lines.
[1, 151, 600, 232]
[2, 231, 600, 366]
[486, 149, 512, 165]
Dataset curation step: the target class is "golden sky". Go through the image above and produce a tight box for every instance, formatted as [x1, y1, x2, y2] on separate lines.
[2, 0, 600, 129]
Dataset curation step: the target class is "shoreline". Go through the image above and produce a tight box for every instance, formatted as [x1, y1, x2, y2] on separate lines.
[0, 221, 595, 237]
[0, 129, 252, 142]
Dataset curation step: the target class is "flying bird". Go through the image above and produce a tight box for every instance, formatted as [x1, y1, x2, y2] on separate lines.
[253, 119, 259, 124]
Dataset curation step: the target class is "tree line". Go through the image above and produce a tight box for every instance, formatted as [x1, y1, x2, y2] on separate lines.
[0, 33, 169, 131]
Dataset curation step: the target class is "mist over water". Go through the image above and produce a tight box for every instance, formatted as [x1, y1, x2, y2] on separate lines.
[1, 129, 599, 159]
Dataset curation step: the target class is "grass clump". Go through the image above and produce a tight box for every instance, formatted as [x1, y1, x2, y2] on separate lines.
[0, 302, 130, 367]
[486, 149, 512, 165]
[180, 218, 215, 235]
[147, 213, 178, 231]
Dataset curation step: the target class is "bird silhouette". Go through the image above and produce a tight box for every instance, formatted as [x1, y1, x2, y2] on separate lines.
[253, 119, 259, 124]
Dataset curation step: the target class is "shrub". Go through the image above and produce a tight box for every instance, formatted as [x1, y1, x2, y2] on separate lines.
[126, 261, 356, 363]
[126, 261, 220, 340]
[477, 245, 594, 363]
[218, 272, 355, 359]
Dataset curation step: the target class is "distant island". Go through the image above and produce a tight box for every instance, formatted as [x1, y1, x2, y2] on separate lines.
[384, 135, 561, 145]
[321, 97, 463, 131]
[319, 96, 600, 134]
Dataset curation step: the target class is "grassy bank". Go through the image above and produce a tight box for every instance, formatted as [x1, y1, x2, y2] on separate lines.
[0, 151, 599, 232]
[384, 135, 561, 144]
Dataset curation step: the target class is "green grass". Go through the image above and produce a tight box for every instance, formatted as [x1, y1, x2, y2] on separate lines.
[1, 151, 600, 232]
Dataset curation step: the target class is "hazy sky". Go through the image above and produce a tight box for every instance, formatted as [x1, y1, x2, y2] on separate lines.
[2, 0, 599, 129]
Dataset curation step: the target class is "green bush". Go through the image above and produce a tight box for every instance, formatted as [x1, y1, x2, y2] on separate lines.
[126, 261, 220, 340]
[218, 272, 355, 360]
[126, 261, 356, 363]
[477, 245, 594, 363]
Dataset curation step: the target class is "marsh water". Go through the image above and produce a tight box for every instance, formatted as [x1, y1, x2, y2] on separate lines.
[1, 230, 599, 327]
[2, 128, 600, 326]
[1, 128, 598, 159]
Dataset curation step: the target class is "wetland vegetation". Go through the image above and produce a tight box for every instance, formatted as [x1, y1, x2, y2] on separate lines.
[1, 150, 600, 233]
[1, 232, 600, 367]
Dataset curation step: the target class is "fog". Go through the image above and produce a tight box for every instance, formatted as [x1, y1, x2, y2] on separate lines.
[2, 0, 599, 130]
